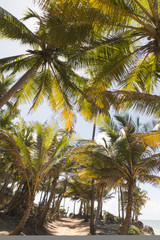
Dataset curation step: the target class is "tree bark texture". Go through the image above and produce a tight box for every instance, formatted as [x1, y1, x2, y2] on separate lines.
[78, 201, 83, 217]
[38, 175, 59, 226]
[120, 186, 124, 222]
[6, 181, 29, 216]
[9, 195, 35, 235]
[120, 180, 134, 235]
[95, 185, 104, 227]
[90, 121, 96, 235]
[90, 178, 95, 235]
[0, 57, 43, 109]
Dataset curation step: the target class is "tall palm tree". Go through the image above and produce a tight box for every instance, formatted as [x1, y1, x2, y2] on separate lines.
[30, 0, 160, 119]
[37, 133, 76, 226]
[123, 186, 149, 222]
[61, 0, 160, 119]
[0, 120, 74, 235]
[76, 0, 160, 87]
[0, 3, 100, 129]
[73, 115, 160, 234]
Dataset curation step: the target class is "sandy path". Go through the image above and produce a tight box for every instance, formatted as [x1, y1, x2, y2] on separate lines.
[46, 218, 89, 236]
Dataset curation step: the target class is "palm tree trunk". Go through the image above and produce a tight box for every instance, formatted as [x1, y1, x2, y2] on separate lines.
[118, 187, 120, 218]
[90, 121, 96, 235]
[38, 175, 59, 227]
[120, 186, 124, 222]
[95, 185, 104, 227]
[0, 177, 10, 198]
[73, 200, 76, 215]
[51, 199, 55, 214]
[9, 195, 35, 235]
[78, 201, 83, 217]
[39, 191, 43, 205]
[0, 57, 43, 109]
[6, 181, 28, 215]
[0, 168, 13, 198]
[44, 176, 51, 204]
[120, 179, 134, 235]
[53, 193, 63, 218]
[63, 197, 65, 210]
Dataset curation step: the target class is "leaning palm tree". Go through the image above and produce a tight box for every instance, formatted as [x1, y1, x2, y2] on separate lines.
[73, 115, 160, 234]
[0, 3, 100, 129]
[0, 120, 74, 235]
[31, 0, 160, 118]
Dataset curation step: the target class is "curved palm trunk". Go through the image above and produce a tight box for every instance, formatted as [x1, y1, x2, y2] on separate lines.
[6, 181, 29, 216]
[120, 180, 134, 235]
[9, 195, 35, 235]
[0, 168, 13, 199]
[38, 175, 59, 227]
[0, 177, 10, 198]
[0, 57, 43, 109]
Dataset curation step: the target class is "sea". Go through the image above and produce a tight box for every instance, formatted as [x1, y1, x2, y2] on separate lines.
[141, 220, 160, 235]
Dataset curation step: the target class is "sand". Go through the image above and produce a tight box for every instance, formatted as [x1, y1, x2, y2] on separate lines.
[0, 216, 119, 235]
[46, 218, 89, 235]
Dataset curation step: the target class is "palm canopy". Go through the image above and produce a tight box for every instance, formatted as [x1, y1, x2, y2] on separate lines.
[0, 3, 103, 130]
[65, 0, 160, 118]
[0, 120, 75, 196]
[0, 119, 76, 235]
[84, 0, 160, 88]
[72, 115, 160, 234]
[90, 115, 160, 182]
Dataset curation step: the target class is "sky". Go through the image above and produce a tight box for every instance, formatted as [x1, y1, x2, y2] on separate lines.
[1, 0, 160, 220]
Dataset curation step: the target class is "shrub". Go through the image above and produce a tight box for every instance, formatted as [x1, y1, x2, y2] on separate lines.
[128, 225, 141, 235]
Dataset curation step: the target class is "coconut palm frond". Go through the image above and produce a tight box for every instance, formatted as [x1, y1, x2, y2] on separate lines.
[0, 7, 38, 45]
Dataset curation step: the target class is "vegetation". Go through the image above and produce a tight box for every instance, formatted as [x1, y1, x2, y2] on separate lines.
[0, 0, 160, 236]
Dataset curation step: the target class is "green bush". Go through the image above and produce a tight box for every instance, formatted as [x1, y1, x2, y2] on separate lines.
[59, 208, 67, 217]
[128, 225, 141, 235]
[114, 216, 119, 222]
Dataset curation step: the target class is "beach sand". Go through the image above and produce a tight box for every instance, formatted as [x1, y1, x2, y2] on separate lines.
[0, 216, 120, 235]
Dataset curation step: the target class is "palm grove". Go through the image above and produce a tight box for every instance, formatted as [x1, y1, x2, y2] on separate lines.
[0, 0, 160, 236]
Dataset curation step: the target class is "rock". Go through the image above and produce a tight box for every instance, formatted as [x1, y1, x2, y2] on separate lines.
[132, 221, 144, 229]
[137, 221, 144, 229]
[143, 225, 155, 235]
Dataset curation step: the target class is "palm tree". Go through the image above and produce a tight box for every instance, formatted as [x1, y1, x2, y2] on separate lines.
[37, 133, 76, 226]
[0, 120, 74, 235]
[0, 3, 100, 129]
[73, 115, 160, 234]
[123, 186, 149, 222]
[94, 183, 113, 226]
[76, 0, 160, 88]
[60, 0, 160, 119]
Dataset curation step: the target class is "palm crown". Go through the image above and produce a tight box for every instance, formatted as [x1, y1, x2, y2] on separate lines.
[72, 115, 160, 234]
[0, 3, 101, 130]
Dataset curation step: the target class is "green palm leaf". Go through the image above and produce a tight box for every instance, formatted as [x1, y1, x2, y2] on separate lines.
[0, 7, 38, 45]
